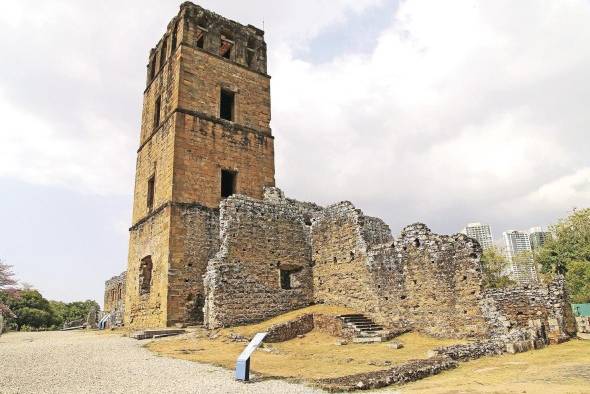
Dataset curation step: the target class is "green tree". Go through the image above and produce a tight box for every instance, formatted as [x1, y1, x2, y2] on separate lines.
[537, 208, 590, 302]
[537, 208, 590, 274]
[4, 290, 55, 330]
[565, 260, 590, 304]
[14, 306, 53, 329]
[480, 246, 515, 288]
[50, 299, 100, 327]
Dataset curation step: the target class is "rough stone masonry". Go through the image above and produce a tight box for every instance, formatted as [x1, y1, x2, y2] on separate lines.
[105, 2, 576, 347]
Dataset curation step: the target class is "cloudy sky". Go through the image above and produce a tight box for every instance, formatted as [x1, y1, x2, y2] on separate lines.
[1, 0, 589, 305]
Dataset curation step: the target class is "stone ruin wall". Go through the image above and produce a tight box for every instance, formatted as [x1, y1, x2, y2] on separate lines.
[104, 271, 127, 326]
[481, 276, 576, 343]
[203, 193, 316, 328]
[310, 202, 385, 323]
[125, 207, 172, 328]
[166, 204, 219, 326]
[118, 185, 575, 340]
[201, 188, 575, 343]
[311, 202, 489, 338]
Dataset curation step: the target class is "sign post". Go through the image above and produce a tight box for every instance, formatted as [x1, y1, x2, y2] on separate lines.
[235, 332, 267, 381]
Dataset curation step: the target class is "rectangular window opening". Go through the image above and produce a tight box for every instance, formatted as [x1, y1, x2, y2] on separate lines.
[196, 30, 205, 49]
[246, 49, 255, 67]
[139, 256, 153, 295]
[280, 269, 292, 290]
[147, 175, 155, 210]
[154, 96, 162, 128]
[220, 89, 234, 121]
[221, 170, 236, 198]
[220, 35, 233, 59]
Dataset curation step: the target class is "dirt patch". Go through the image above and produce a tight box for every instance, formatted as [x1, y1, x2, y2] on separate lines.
[399, 339, 590, 393]
[146, 306, 463, 380]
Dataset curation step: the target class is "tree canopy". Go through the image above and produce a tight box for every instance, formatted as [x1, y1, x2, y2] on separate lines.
[536, 208, 590, 303]
[0, 287, 99, 331]
[480, 246, 514, 288]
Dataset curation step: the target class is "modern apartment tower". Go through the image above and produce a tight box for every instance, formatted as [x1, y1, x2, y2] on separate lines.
[529, 226, 551, 250]
[503, 230, 538, 284]
[462, 223, 494, 250]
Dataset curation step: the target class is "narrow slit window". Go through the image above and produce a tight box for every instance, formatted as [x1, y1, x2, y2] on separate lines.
[149, 55, 156, 81]
[220, 89, 234, 121]
[160, 37, 167, 68]
[221, 170, 236, 198]
[147, 175, 155, 210]
[139, 256, 153, 295]
[280, 269, 292, 290]
[171, 23, 178, 49]
[154, 96, 162, 128]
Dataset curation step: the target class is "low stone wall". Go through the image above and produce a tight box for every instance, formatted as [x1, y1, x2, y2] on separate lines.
[264, 313, 356, 343]
[314, 357, 457, 392]
[314, 313, 357, 339]
[428, 340, 505, 361]
[265, 314, 314, 343]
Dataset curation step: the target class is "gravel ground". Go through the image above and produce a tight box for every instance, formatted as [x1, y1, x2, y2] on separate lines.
[0, 331, 323, 394]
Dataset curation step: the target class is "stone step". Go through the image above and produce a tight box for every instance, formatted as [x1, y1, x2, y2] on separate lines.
[352, 323, 383, 328]
[354, 327, 383, 332]
[352, 336, 383, 343]
[130, 329, 185, 340]
[344, 319, 375, 325]
[359, 330, 387, 337]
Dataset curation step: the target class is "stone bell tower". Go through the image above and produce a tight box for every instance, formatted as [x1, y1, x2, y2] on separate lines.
[125, 2, 275, 328]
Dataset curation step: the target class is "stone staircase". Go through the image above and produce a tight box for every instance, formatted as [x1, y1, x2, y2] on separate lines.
[339, 314, 390, 343]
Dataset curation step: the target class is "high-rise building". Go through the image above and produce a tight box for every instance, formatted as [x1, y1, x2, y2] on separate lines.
[529, 226, 551, 251]
[503, 230, 538, 284]
[462, 222, 494, 250]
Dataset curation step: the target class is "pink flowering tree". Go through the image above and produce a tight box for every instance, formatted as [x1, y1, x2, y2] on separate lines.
[0, 259, 18, 317]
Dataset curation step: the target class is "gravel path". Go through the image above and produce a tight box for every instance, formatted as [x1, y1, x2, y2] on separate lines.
[0, 331, 323, 394]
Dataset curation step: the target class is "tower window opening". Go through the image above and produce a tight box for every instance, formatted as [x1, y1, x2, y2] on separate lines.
[139, 256, 153, 295]
[220, 34, 233, 59]
[154, 96, 162, 128]
[147, 175, 155, 210]
[220, 89, 234, 121]
[221, 170, 236, 198]
[196, 29, 205, 49]
[280, 269, 292, 290]
[171, 23, 178, 49]
[246, 49, 255, 67]
[246, 37, 256, 67]
[149, 55, 156, 81]
[160, 36, 168, 68]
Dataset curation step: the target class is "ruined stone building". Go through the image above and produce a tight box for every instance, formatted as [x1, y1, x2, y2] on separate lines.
[105, 2, 575, 344]
[103, 272, 126, 327]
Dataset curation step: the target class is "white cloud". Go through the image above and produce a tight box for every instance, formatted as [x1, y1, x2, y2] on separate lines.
[272, 0, 590, 232]
[0, 0, 588, 231]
